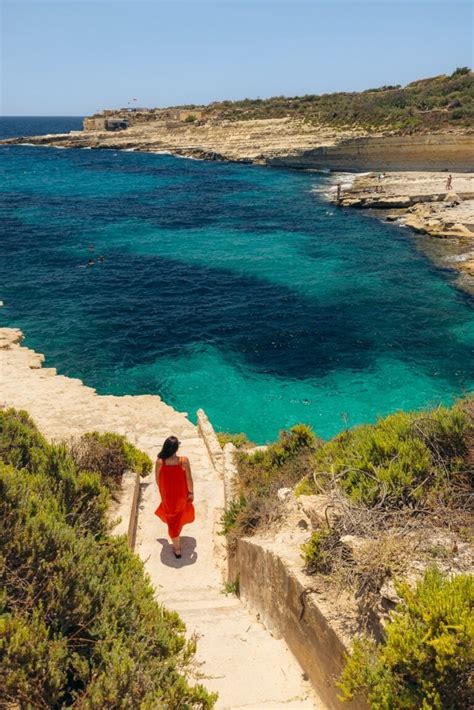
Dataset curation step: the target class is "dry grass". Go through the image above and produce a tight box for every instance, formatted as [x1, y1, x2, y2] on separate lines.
[300, 480, 473, 633]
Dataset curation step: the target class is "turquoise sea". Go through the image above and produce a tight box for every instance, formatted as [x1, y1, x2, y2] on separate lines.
[1, 117, 473, 443]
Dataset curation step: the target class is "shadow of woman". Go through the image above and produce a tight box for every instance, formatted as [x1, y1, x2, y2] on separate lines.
[157, 536, 198, 568]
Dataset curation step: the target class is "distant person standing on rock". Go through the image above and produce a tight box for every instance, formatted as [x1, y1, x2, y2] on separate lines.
[446, 174, 453, 191]
[155, 436, 195, 559]
[336, 182, 342, 202]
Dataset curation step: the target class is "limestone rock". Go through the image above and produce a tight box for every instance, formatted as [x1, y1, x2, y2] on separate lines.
[277, 487, 293, 502]
[297, 494, 343, 527]
[0, 328, 23, 349]
[444, 191, 461, 204]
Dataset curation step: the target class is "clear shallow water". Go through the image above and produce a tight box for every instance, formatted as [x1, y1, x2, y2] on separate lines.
[1, 118, 473, 442]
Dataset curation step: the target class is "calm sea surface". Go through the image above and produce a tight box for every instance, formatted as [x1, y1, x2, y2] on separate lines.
[1, 117, 473, 442]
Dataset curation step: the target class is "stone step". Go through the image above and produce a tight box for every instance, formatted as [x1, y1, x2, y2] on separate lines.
[0, 327, 323, 709]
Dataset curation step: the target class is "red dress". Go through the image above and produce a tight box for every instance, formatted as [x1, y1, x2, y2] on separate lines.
[155, 457, 195, 538]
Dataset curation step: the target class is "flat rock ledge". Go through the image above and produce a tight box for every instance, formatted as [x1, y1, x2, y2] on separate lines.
[339, 171, 474, 277]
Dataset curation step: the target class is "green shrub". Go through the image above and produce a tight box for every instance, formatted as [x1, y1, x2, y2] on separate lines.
[452, 66, 471, 77]
[309, 405, 469, 506]
[0, 410, 110, 536]
[0, 407, 50, 474]
[223, 577, 240, 597]
[338, 568, 474, 709]
[294, 476, 314, 497]
[222, 425, 320, 537]
[70, 431, 152, 488]
[239, 424, 319, 489]
[220, 495, 248, 535]
[0, 409, 216, 707]
[452, 108, 467, 120]
[301, 527, 335, 574]
[122, 435, 152, 474]
[217, 432, 252, 449]
[1, 609, 69, 706]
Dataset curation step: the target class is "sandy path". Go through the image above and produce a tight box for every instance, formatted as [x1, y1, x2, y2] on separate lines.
[0, 328, 321, 709]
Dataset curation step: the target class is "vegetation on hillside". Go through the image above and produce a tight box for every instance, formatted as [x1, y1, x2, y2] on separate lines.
[206, 67, 474, 131]
[338, 569, 474, 709]
[69, 430, 152, 490]
[303, 404, 470, 506]
[0, 407, 216, 708]
[95, 68, 473, 134]
[224, 399, 473, 708]
[216, 431, 253, 449]
[226, 402, 472, 541]
[222, 424, 319, 541]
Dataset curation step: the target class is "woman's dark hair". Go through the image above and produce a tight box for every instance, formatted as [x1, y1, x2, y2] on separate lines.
[158, 435, 180, 460]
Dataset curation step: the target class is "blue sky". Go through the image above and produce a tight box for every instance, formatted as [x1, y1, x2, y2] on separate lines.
[1, 0, 472, 115]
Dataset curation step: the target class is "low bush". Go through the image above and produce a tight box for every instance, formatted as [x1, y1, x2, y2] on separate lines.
[338, 568, 474, 709]
[217, 432, 252, 449]
[220, 495, 248, 535]
[308, 405, 469, 507]
[70, 431, 152, 489]
[222, 577, 240, 597]
[301, 526, 336, 574]
[0, 408, 216, 707]
[222, 425, 320, 537]
[0, 408, 110, 536]
[0, 406, 50, 473]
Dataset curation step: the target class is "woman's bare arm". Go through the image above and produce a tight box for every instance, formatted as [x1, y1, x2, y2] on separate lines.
[155, 458, 160, 487]
[183, 457, 194, 499]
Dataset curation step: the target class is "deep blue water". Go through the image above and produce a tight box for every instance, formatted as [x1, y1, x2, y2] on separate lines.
[1, 117, 473, 442]
[0, 116, 84, 139]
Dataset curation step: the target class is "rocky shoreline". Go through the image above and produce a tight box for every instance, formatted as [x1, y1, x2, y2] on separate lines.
[337, 171, 474, 283]
[1, 117, 473, 169]
[0, 117, 362, 164]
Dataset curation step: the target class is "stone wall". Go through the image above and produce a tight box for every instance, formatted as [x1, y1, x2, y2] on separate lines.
[83, 117, 107, 131]
[219, 442, 368, 709]
[268, 133, 474, 172]
[228, 538, 368, 710]
[196, 408, 224, 477]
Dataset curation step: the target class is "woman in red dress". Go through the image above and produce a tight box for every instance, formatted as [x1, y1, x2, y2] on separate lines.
[155, 436, 195, 558]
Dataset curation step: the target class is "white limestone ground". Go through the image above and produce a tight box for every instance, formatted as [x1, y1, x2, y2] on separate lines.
[0, 328, 323, 709]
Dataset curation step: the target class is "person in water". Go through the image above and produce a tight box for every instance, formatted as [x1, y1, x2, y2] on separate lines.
[155, 436, 195, 558]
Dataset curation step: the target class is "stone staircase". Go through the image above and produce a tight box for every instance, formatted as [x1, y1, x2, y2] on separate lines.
[0, 328, 323, 709]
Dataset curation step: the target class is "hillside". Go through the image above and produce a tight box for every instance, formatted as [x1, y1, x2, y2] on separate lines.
[88, 67, 473, 134]
[208, 67, 473, 131]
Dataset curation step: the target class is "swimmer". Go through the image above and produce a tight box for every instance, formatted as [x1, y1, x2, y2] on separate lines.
[98, 255, 105, 262]
[87, 258, 95, 266]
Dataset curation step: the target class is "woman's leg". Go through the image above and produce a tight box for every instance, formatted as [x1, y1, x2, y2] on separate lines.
[171, 535, 181, 554]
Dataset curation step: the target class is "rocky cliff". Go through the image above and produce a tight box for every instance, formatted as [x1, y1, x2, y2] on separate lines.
[267, 133, 474, 172]
[2, 116, 472, 172]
